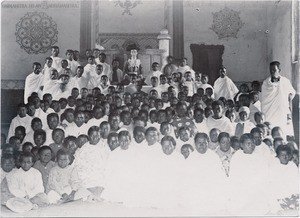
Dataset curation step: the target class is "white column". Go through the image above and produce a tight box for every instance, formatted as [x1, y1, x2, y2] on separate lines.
[157, 29, 171, 67]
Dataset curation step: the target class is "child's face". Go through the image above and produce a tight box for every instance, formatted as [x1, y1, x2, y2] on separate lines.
[34, 134, 45, 147]
[161, 140, 174, 155]
[278, 151, 290, 165]
[66, 111, 75, 123]
[184, 72, 192, 81]
[134, 130, 145, 143]
[161, 93, 169, 102]
[20, 156, 33, 171]
[23, 145, 33, 153]
[81, 89, 88, 98]
[108, 136, 119, 149]
[57, 154, 70, 168]
[241, 139, 255, 154]
[112, 60, 120, 68]
[71, 89, 79, 98]
[100, 124, 110, 139]
[194, 110, 204, 123]
[219, 137, 231, 152]
[252, 132, 263, 145]
[18, 107, 27, 117]
[1, 159, 15, 172]
[239, 111, 248, 121]
[48, 116, 59, 129]
[119, 135, 130, 150]
[231, 141, 240, 150]
[77, 136, 88, 148]
[179, 129, 190, 142]
[151, 78, 158, 87]
[87, 57, 94, 64]
[212, 105, 223, 117]
[96, 65, 103, 75]
[145, 130, 159, 145]
[89, 130, 100, 145]
[149, 112, 157, 123]
[66, 52, 73, 60]
[61, 60, 68, 68]
[160, 76, 167, 84]
[210, 130, 219, 143]
[149, 99, 156, 108]
[15, 130, 25, 141]
[53, 131, 64, 144]
[161, 123, 171, 135]
[292, 154, 299, 166]
[66, 140, 77, 154]
[201, 76, 208, 84]
[50, 70, 58, 80]
[76, 68, 84, 77]
[101, 76, 108, 85]
[195, 137, 208, 154]
[255, 114, 265, 125]
[51, 48, 59, 56]
[122, 113, 131, 125]
[227, 112, 236, 123]
[75, 112, 85, 127]
[181, 146, 190, 159]
[39, 149, 52, 164]
[110, 115, 120, 130]
[46, 59, 53, 68]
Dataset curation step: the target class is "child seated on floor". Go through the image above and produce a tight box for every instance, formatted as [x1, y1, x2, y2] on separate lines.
[49, 128, 65, 160]
[1, 154, 17, 205]
[62, 136, 78, 164]
[132, 126, 146, 146]
[180, 144, 194, 159]
[33, 146, 56, 190]
[47, 149, 84, 204]
[6, 152, 50, 207]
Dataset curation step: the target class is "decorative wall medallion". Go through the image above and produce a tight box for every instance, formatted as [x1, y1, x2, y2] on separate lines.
[210, 7, 244, 39]
[15, 11, 58, 54]
[114, 0, 142, 15]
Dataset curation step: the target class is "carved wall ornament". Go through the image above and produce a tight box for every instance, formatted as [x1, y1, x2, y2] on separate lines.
[113, 0, 142, 15]
[15, 11, 58, 54]
[210, 7, 244, 39]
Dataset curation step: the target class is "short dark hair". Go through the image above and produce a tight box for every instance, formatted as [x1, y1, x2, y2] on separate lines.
[38, 146, 52, 155]
[270, 61, 280, 68]
[276, 144, 291, 157]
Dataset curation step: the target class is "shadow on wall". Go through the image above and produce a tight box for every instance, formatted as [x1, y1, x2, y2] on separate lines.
[1, 89, 24, 136]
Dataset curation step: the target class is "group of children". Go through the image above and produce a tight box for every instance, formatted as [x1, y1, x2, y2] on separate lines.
[1, 46, 299, 213]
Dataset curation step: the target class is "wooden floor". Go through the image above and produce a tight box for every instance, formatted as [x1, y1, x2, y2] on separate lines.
[1, 199, 298, 217]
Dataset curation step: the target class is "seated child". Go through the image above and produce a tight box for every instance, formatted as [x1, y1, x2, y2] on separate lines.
[215, 132, 234, 177]
[183, 71, 196, 96]
[230, 136, 241, 151]
[6, 152, 49, 207]
[234, 106, 256, 138]
[33, 146, 56, 190]
[249, 91, 261, 124]
[47, 149, 86, 204]
[180, 144, 194, 159]
[8, 136, 21, 152]
[107, 132, 120, 151]
[49, 128, 65, 160]
[194, 108, 208, 134]
[62, 136, 78, 164]
[22, 142, 34, 153]
[206, 100, 234, 135]
[158, 75, 170, 93]
[1, 154, 17, 205]
[14, 126, 26, 144]
[145, 62, 162, 85]
[208, 128, 221, 151]
[176, 127, 193, 152]
[234, 83, 249, 102]
[76, 134, 89, 149]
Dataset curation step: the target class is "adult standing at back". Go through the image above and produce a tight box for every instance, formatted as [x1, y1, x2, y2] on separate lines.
[24, 62, 44, 103]
[261, 61, 295, 136]
[213, 66, 238, 101]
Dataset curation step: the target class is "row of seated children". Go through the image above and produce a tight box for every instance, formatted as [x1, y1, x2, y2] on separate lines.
[2, 121, 298, 212]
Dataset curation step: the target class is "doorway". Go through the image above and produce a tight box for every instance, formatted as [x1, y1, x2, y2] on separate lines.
[190, 44, 224, 85]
